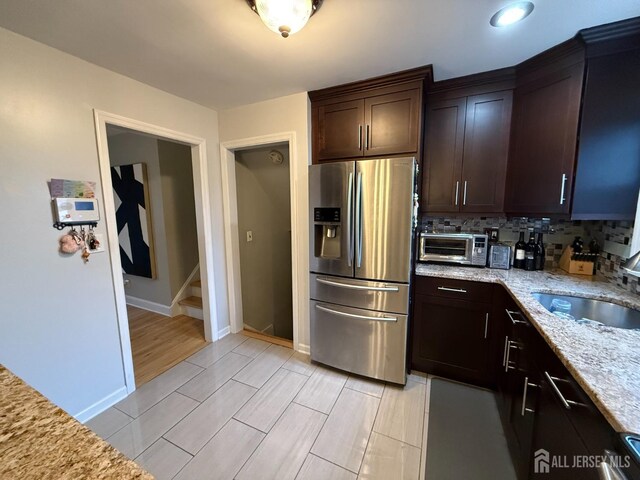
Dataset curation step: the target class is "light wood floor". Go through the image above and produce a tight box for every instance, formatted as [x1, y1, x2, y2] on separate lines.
[128, 305, 206, 387]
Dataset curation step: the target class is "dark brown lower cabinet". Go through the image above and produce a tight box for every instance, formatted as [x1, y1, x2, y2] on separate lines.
[412, 279, 620, 480]
[492, 285, 614, 479]
[530, 376, 596, 479]
[412, 293, 492, 387]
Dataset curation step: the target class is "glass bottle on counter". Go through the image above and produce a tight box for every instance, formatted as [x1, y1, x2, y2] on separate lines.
[525, 229, 536, 271]
[535, 232, 545, 270]
[514, 232, 526, 269]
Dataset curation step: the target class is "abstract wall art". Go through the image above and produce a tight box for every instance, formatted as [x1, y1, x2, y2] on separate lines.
[111, 163, 157, 278]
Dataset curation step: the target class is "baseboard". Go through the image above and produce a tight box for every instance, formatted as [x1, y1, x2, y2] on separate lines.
[126, 296, 171, 316]
[75, 386, 128, 423]
[297, 343, 310, 355]
[243, 323, 260, 333]
[218, 326, 230, 339]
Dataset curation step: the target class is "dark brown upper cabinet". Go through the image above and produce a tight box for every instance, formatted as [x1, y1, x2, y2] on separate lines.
[422, 97, 466, 213]
[422, 70, 514, 214]
[461, 92, 513, 213]
[505, 43, 586, 217]
[309, 67, 432, 163]
[571, 22, 640, 220]
[315, 99, 364, 160]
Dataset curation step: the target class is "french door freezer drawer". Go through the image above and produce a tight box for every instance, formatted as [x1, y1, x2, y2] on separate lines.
[310, 300, 407, 385]
[309, 273, 409, 314]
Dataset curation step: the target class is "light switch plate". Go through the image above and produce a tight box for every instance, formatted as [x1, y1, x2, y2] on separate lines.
[246, 231, 253, 242]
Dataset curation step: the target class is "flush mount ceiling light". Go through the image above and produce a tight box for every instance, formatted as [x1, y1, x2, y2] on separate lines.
[490, 1, 534, 27]
[246, 0, 323, 38]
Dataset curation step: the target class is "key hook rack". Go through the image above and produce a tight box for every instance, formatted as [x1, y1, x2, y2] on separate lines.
[53, 221, 98, 231]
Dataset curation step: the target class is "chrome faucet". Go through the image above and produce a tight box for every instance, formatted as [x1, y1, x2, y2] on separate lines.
[621, 249, 640, 275]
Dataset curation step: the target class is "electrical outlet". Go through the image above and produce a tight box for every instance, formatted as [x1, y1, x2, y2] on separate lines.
[246, 231, 253, 242]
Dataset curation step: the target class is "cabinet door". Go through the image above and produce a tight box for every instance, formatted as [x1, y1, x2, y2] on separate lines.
[315, 99, 364, 161]
[421, 97, 466, 213]
[364, 88, 420, 157]
[505, 62, 585, 216]
[412, 294, 491, 386]
[572, 49, 640, 220]
[530, 378, 597, 479]
[460, 91, 512, 213]
[509, 346, 539, 479]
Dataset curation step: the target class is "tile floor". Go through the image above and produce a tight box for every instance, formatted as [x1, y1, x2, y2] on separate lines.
[86, 333, 432, 480]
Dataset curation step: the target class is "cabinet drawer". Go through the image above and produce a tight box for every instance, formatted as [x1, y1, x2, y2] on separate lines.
[414, 276, 493, 303]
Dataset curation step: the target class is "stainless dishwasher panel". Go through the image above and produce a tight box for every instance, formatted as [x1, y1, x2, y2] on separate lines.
[310, 273, 409, 314]
[310, 300, 407, 385]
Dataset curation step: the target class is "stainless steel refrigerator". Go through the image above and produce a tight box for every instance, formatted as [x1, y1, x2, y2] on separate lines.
[309, 157, 417, 385]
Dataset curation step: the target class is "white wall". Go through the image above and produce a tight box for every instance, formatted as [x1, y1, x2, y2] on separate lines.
[157, 139, 199, 299]
[236, 146, 293, 339]
[219, 92, 311, 351]
[0, 27, 227, 419]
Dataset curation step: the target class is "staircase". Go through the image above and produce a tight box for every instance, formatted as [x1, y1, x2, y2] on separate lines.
[178, 279, 203, 320]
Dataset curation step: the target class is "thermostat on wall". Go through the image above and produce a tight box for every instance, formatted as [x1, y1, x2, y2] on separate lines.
[53, 197, 100, 224]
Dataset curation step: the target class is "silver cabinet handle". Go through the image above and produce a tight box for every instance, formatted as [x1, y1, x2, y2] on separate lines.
[505, 309, 528, 325]
[505, 340, 513, 372]
[365, 124, 370, 150]
[455, 181, 460, 206]
[521, 377, 538, 416]
[437, 286, 467, 293]
[316, 277, 399, 292]
[463, 180, 468, 206]
[505, 341, 520, 372]
[346, 172, 353, 266]
[355, 171, 363, 268]
[502, 336, 509, 367]
[358, 125, 363, 151]
[544, 372, 584, 410]
[484, 313, 489, 339]
[560, 173, 567, 205]
[315, 304, 397, 322]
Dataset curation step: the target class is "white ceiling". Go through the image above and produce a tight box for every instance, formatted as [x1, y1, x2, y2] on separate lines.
[0, 0, 638, 110]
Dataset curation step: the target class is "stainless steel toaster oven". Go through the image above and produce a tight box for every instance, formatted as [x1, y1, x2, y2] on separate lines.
[418, 232, 488, 267]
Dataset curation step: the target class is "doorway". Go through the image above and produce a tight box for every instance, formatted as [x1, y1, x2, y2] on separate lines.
[235, 144, 293, 342]
[106, 126, 206, 386]
[220, 132, 305, 352]
[94, 110, 219, 394]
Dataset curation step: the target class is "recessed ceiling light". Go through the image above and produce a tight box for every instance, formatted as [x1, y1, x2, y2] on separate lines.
[490, 2, 534, 27]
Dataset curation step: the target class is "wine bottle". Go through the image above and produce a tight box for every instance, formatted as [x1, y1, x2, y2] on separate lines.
[514, 232, 526, 269]
[535, 232, 545, 270]
[525, 229, 536, 271]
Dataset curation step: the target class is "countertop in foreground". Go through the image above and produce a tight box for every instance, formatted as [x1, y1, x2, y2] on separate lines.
[415, 264, 640, 435]
[0, 365, 153, 480]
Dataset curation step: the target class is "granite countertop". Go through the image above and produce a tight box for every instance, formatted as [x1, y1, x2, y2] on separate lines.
[0, 366, 153, 480]
[415, 264, 640, 435]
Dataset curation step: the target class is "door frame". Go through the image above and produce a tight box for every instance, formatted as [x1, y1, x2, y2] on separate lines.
[94, 109, 219, 393]
[220, 132, 304, 352]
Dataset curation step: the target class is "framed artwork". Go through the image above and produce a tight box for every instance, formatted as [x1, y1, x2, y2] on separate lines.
[111, 163, 157, 278]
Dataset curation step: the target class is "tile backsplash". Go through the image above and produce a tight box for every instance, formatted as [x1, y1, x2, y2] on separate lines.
[421, 216, 638, 295]
[584, 221, 639, 295]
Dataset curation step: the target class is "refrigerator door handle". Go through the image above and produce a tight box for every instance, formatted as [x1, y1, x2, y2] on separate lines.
[347, 172, 353, 266]
[316, 304, 397, 322]
[355, 171, 363, 268]
[316, 277, 400, 292]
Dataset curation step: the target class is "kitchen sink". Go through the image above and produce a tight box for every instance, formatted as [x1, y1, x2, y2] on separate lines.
[531, 292, 640, 330]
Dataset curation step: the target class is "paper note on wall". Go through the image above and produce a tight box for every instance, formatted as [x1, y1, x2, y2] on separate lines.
[50, 179, 96, 198]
